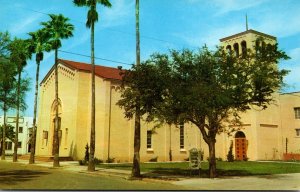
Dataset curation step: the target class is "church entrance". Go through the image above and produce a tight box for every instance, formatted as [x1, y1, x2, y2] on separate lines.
[50, 99, 62, 156]
[235, 131, 247, 161]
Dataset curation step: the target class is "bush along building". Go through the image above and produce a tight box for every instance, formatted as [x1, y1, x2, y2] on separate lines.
[35, 29, 300, 162]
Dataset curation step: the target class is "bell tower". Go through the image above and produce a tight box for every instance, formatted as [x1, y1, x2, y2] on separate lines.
[219, 28, 277, 56]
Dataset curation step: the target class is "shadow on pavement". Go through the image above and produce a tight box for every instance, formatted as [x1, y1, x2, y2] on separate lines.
[0, 170, 50, 185]
[147, 168, 270, 178]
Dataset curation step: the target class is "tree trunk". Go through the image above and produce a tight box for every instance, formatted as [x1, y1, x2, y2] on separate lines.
[131, 0, 141, 178]
[132, 105, 141, 177]
[169, 124, 172, 161]
[53, 49, 60, 167]
[1, 104, 6, 160]
[29, 58, 41, 164]
[208, 138, 217, 178]
[88, 6, 96, 172]
[13, 71, 21, 162]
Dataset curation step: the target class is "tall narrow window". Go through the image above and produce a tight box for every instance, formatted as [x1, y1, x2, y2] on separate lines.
[18, 142, 22, 148]
[5, 142, 12, 150]
[226, 45, 232, 55]
[18, 127, 23, 133]
[296, 129, 300, 137]
[241, 41, 247, 57]
[147, 130, 152, 149]
[180, 123, 184, 149]
[294, 107, 300, 119]
[233, 43, 239, 57]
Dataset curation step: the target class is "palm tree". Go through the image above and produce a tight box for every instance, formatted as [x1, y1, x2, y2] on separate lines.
[73, 0, 112, 172]
[132, 0, 141, 178]
[41, 14, 74, 167]
[9, 38, 32, 162]
[28, 29, 51, 164]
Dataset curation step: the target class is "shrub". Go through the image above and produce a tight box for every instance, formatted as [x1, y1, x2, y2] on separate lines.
[78, 160, 87, 165]
[199, 149, 204, 161]
[227, 142, 234, 162]
[85, 143, 89, 162]
[94, 157, 103, 164]
[106, 157, 115, 163]
[149, 156, 158, 162]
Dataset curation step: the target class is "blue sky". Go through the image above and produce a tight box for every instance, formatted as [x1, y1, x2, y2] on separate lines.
[0, 0, 300, 117]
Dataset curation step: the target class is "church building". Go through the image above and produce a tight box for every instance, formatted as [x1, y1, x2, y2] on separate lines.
[35, 29, 300, 162]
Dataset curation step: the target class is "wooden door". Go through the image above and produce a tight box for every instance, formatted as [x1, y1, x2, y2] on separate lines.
[235, 138, 247, 160]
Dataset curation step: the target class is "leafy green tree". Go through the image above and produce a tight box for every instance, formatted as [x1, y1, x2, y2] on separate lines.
[145, 43, 289, 178]
[0, 31, 10, 57]
[0, 31, 12, 160]
[8, 38, 32, 162]
[73, 0, 111, 172]
[41, 14, 74, 167]
[0, 58, 16, 160]
[117, 58, 171, 178]
[28, 29, 51, 164]
[0, 124, 15, 156]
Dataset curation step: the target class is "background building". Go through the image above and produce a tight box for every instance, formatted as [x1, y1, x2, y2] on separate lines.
[0, 115, 33, 155]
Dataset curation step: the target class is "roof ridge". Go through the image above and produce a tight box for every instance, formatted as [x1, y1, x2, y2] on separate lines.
[58, 58, 120, 70]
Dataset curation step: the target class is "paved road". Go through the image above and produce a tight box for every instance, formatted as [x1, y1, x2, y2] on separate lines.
[0, 160, 187, 190]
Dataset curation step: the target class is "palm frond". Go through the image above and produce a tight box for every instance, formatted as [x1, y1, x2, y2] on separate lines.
[73, 0, 88, 6]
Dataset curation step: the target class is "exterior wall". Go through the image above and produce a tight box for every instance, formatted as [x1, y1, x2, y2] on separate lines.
[279, 92, 300, 155]
[0, 115, 33, 155]
[37, 64, 78, 158]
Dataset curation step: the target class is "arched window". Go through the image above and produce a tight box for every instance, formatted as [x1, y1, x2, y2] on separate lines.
[255, 40, 261, 54]
[233, 43, 239, 57]
[235, 131, 246, 138]
[241, 41, 247, 57]
[226, 45, 232, 55]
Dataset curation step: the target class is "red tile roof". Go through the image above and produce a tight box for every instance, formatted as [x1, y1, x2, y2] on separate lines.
[58, 59, 123, 80]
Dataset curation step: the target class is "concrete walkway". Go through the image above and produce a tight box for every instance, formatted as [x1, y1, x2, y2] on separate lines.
[172, 173, 300, 190]
[3, 158, 300, 190]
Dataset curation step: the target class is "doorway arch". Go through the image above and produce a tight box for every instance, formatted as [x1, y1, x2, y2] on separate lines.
[234, 131, 247, 160]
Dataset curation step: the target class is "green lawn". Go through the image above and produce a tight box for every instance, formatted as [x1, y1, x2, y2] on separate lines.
[95, 161, 300, 178]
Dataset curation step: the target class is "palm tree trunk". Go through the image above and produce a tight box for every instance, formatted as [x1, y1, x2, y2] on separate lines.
[13, 72, 21, 162]
[132, 105, 141, 177]
[29, 58, 41, 164]
[131, 0, 141, 178]
[1, 102, 7, 160]
[53, 48, 60, 167]
[88, 6, 96, 172]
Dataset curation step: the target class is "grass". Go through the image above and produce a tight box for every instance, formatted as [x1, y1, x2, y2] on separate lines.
[95, 161, 300, 178]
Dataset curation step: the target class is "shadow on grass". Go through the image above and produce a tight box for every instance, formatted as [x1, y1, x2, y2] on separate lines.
[0, 170, 50, 185]
[146, 168, 270, 178]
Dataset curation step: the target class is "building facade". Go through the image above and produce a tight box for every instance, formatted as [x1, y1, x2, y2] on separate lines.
[35, 29, 300, 162]
[0, 115, 33, 155]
